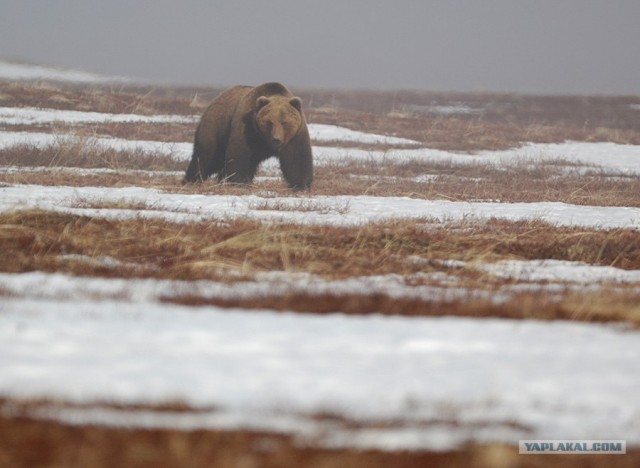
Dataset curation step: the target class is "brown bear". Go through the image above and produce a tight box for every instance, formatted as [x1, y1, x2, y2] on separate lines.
[184, 82, 313, 190]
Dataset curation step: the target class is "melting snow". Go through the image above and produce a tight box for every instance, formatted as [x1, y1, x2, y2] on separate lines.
[308, 123, 420, 145]
[1, 184, 639, 229]
[480, 259, 640, 283]
[1, 299, 638, 450]
[0, 270, 491, 306]
[0, 107, 196, 125]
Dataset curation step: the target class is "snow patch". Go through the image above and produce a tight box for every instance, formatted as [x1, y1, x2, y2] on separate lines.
[0, 131, 193, 160]
[404, 103, 483, 115]
[0, 60, 131, 84]
[308, 123, 420, 146]
[1, 184, 639, 229]
[0, 107, 196, 125]
[0, 271, 486, 305]
[480, 259, 640, 283]
[1, 299, 639, 450]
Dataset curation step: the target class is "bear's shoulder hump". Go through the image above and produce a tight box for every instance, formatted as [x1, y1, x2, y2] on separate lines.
[253, 82, 293, 98]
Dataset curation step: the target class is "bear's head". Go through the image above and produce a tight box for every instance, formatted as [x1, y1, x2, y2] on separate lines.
[255, 95, 303, 152]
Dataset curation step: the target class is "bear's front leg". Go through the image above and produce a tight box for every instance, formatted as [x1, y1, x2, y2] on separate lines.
[278, 131, 313, 190]
[221, 142, 260, 185]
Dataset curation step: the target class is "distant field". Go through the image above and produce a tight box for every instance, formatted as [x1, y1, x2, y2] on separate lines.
[1, 72, 639, 467]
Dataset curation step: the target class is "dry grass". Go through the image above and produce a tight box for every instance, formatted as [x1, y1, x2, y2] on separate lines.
[164, 288, 640, 326]
[0, 167, 179, 189]
[0, 409, 637, 468]
[0, 141, 184, 172]
[3, 211, 640, 279]
[2, 210, 639, 325]
[248, 197, 351, 214]
[304, 93, 640, 150]
[301, 88, 640, 131]
[0, 81, 204, 116]
[312, 161, 640, 207]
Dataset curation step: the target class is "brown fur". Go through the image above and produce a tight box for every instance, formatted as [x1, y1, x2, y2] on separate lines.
[184, 82, 313, 189]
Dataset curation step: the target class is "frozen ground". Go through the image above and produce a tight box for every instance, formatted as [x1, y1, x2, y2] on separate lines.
[1, 97, 639, 451]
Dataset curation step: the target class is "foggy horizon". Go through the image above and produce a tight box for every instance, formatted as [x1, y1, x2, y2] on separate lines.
[1, 1, 639, 95]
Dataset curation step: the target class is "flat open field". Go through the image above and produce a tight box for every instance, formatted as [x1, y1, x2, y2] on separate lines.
[1, 63, 639, 467]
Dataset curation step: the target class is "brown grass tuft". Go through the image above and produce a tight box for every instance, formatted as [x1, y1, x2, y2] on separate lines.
[0, 141, 185, 172]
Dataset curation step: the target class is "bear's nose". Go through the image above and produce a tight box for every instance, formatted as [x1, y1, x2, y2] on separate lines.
[271, 137, 282, 147]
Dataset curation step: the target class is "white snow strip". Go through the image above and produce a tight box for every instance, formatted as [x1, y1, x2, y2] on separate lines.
[0, 261, 633, 320]
[1, 184, 639, 229]
[483, 141, 640, 174]
[308, 123, 420, 145]
[1, 299, 639, 450]
[0, 107, 197, 125]
[1, 128, 640, 174]
[421, 104, 483, 115]
[480, 259, 640, 283]
[0, 165, 181, 177]
[0, 60, 130, 83]
[0, 271, 490, 306]
[314, 141, 640, 174]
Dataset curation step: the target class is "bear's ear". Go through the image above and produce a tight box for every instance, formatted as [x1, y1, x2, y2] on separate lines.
[256, 96, 271, 109]
[289, 97, 302, 111]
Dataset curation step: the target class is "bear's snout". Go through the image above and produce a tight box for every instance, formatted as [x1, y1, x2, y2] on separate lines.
[269, 126, 285, 150]
[271, 136, 283, 148]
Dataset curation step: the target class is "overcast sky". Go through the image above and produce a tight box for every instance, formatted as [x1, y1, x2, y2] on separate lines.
[1, 1, 639, 94]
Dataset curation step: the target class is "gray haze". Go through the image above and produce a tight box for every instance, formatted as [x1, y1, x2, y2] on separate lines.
[1, 0, 639, 94]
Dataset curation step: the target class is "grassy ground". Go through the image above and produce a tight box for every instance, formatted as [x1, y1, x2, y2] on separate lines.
[1, 79, 639, 466]
[1, 413, 638, 468]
